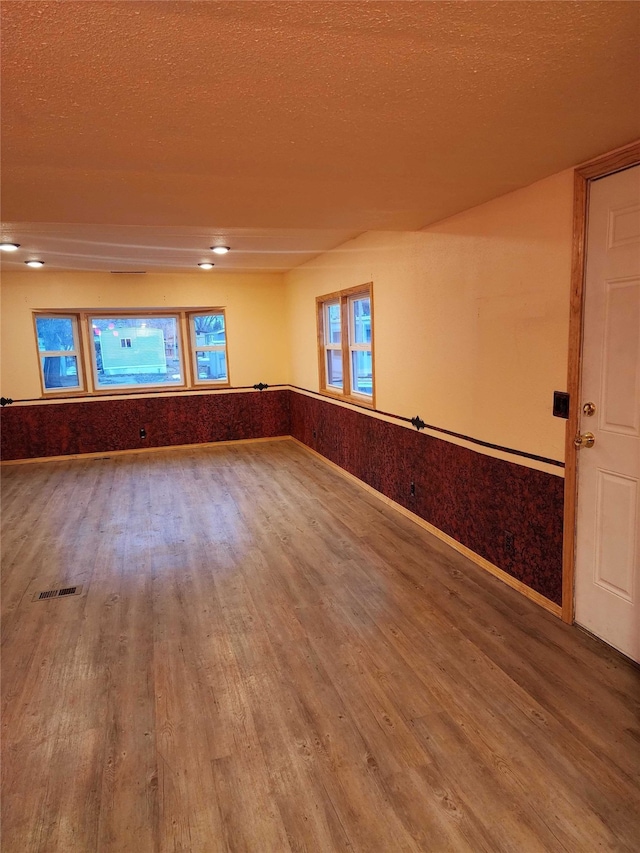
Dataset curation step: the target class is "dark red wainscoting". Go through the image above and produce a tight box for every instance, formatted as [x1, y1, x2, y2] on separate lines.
[0, 390, 291, 461]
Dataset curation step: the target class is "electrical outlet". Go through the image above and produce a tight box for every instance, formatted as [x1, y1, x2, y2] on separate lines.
[140, 427, 147, 439]
[504, 531, 515, 553]
[410, 482, 416, 497]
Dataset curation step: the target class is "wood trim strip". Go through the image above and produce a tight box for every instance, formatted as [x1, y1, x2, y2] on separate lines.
[291, 438, 563, 619]
[563, 168, 588, 624]
[574, 140, 640, 181]
[6, 384, 290, 405]
[562, 140, 640, 624]
[314, 282, 374, 303]
[316, 297, 328, 394]
[0, 435, 291, 466]
[340, 290, 352, 397]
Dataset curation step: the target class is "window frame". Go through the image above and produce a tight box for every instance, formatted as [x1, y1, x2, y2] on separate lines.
[31, 308, 231, 397]
[33, 312, 86, 396]
[316, 283, 375, 407]
[187, 309, 231, 388]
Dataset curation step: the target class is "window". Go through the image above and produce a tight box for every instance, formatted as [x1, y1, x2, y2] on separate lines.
[317, 284, 374, 405]
[34, 314, 84, 394]
[188, 311, 229, 386]
[324, 302, 343, 389]
[32, 308, 230, 396]
[90, 315, 184, 390]
[349, 294, 373, 396]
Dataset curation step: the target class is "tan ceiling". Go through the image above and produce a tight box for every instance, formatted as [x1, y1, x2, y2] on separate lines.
[1, 0, 639, 273]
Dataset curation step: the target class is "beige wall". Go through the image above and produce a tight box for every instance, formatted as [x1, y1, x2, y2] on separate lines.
[286, 169, 574, 463]
[0, 271, 290, 398]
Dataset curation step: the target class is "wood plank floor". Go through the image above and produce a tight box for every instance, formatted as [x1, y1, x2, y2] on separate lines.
[1, 439, 639, 852]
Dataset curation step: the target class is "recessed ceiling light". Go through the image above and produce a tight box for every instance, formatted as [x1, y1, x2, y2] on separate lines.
[25, 260, 44, 268]
[0, 242, 20, 252]
[198, 262, 214, 269]
[211, 246, 230, 255]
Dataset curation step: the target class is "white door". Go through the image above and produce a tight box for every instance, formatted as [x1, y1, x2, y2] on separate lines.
[575, 164, 640, 663]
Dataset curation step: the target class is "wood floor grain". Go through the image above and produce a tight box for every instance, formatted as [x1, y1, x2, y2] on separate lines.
[1, 440, 639, 852]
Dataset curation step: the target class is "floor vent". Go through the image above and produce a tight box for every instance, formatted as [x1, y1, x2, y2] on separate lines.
[33, 585, 83, 602]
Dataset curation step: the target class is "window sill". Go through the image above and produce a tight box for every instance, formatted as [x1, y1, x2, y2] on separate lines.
[192, 381, 231, 390]
[41, 388, 88, 398]
[319, 387, 375, 409]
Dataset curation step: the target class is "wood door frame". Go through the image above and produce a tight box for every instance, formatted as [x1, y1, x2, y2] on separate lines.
[562, 140, 640, 624]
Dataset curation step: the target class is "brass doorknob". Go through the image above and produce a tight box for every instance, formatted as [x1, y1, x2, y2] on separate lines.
[574, 432, 595, 449]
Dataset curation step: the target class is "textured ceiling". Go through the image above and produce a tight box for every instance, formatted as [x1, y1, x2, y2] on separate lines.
[1, 0, 639, 272]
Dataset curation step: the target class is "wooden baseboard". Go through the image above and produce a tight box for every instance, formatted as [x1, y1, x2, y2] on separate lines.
[0, 435, 290, 466]
[291, 438, 562, 619]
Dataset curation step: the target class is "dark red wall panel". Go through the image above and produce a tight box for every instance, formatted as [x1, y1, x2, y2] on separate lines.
[0, 390, 291, 460]
[290, 392, 564, 606]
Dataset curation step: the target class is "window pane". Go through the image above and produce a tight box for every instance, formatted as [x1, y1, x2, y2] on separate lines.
[326, 304, 341, 344]
[41, 355, 80, 390]
[352, 297, 371, 344]
[92, 317, 182, 388]
[192, 313, 225, 346]
[36, 317, 75, 352]
[327, 350, 343, 388]
[196, 350, 227, 381]
[351, 350, 372, 395]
